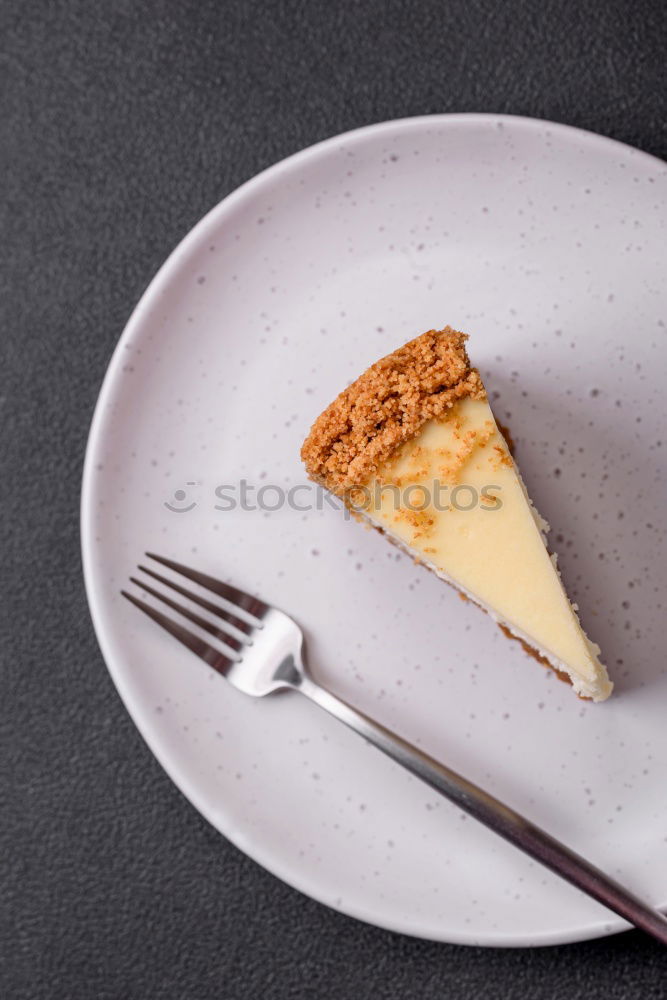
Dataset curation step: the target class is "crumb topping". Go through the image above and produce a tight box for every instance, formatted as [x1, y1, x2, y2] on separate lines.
[301, 327, 485, 494]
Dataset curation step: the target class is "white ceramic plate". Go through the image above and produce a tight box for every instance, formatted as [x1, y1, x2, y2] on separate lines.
[82, 115, 667, 947]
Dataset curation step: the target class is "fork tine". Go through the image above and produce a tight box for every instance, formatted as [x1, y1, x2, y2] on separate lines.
[121, 591, 234, 676]
[138, 565, 253, 640]
[146, 553, 269, 621]
[129, 577, 242, 653]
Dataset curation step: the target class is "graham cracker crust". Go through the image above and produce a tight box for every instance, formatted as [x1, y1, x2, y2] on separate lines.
[301, 327, 485, 495]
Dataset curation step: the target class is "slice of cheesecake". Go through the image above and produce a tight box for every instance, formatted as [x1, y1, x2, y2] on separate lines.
[301, 327, 612, 701]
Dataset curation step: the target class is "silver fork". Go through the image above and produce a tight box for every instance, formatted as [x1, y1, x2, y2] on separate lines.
[123, 553, 667, 946]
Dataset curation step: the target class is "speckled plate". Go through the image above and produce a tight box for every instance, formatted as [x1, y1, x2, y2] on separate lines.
[81, 115, 667, 947]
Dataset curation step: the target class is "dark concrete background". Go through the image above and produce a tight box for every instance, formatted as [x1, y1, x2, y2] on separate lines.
[2, 1, 666, 996]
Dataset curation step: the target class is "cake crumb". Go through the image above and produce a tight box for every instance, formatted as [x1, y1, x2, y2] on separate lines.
[301, 327, 485, 494]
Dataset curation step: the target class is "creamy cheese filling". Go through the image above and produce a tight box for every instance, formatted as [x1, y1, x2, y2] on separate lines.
[355, 396, 612, 701]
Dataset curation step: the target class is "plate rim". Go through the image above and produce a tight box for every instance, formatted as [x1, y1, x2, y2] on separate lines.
[81, 112, 665, 947]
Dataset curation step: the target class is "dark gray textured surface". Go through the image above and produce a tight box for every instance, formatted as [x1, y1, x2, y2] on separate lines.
[2, 1, 666, 996]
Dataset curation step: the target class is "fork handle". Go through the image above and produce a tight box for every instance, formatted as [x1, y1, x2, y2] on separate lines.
[297, 675, 667, 945]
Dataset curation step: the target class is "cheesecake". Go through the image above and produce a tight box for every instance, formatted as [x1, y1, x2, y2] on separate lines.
[301, 327, 612, 701]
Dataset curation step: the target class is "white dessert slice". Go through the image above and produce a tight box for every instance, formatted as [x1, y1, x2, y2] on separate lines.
[302, 327, 612, 701]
